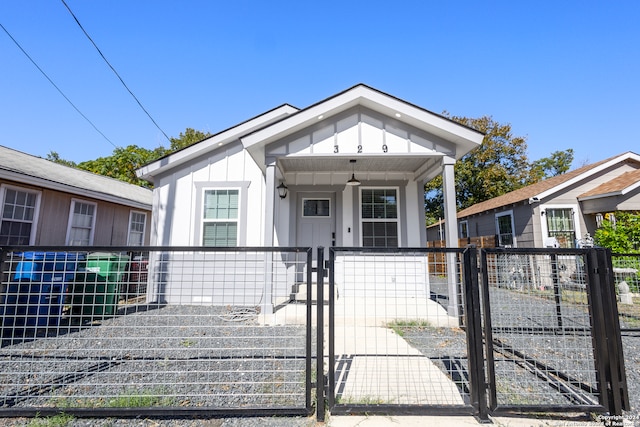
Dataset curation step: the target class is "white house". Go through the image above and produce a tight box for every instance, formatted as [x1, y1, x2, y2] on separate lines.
[137, 84, 483, 312]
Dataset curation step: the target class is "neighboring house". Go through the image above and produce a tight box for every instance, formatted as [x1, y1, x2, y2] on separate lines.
[0, 145, 152, 246]
[427, 151, 640, 249]
[136, 84, 484, 310]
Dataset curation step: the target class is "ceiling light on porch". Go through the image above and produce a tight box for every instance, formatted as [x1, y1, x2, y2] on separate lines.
[346, 159, 361, 186]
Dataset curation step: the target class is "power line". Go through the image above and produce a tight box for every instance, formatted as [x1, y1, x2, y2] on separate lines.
[0, 21, 117, 149]
[61, 0, 171, 144]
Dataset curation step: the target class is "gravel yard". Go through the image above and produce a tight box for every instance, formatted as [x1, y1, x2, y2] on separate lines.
[0, 289, 637, 426]
[0, 304, 315, 426]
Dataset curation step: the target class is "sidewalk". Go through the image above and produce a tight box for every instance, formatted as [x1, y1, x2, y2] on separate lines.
[327, 414, 603, 426]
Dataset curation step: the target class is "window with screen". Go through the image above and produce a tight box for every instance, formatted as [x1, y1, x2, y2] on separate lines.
[202, 189, 239, 246]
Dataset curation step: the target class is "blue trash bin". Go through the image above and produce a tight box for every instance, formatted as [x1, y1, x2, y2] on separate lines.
[2, 252, 85, 333]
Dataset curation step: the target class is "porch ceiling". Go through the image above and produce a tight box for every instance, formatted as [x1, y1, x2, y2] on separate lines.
[278, 156, 440, 174]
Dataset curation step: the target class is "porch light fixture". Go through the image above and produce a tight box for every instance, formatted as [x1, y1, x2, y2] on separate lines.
[277, 182, 288, 199]
[346, 159, 361, 186]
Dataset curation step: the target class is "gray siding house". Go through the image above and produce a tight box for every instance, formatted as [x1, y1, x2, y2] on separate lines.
[0, 145, 152, 246]
[427, 151, 640, 248]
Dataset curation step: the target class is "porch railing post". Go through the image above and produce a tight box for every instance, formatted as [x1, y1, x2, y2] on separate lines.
[463, 247, 489, 422]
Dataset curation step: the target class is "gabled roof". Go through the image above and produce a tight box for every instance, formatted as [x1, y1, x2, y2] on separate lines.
[578, 168, 640, 200]
[457, 151, 640, 219]
[241, 84, 484, 159]
[136, 84, 485, 182]
[0, 145, 152, 210]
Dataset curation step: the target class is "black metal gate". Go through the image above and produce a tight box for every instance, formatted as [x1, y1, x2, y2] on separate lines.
[320, 246, 629, 421]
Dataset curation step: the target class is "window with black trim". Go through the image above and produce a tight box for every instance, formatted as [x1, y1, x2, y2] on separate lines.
[361, 188, 398, 247]
[303, 199, 330, 217]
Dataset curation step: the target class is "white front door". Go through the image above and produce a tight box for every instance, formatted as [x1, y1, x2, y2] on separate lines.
[296, 192, 335, 262]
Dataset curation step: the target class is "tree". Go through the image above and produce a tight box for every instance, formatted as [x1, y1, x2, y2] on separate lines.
[46, 151, 77, 168]
[528, 149, 574, 183]
[424, 115, 574, 225]
[594, 211, 640, 253]
[169, 128, 212, 151]
[77, 145, 159, 188]
[45, 127, 212, 188]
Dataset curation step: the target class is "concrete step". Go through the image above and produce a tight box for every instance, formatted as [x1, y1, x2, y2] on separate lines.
[290, 282, 338, 304]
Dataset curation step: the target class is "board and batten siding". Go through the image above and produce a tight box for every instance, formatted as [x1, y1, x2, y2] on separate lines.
[150, 141, 267, 246]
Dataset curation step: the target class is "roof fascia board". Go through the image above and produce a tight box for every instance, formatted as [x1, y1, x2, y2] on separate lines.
[137, 104, 298, 179]
[0, 169, 151, 210]
[533, 152, 640, 200]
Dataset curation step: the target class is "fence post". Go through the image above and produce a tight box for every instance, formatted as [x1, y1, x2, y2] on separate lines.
[463, 247, 489, 422]
[595, 248, 629, 414]
[316, 247, 325, 421]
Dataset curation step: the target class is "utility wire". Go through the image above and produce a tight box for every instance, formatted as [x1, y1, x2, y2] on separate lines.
[0, 21, 117, 149]
[61, 0, 171, 144]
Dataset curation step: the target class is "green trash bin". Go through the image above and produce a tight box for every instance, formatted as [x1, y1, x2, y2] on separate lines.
[72, 252, 130, 321]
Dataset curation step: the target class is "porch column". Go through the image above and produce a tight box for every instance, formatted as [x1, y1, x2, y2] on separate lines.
[442, 156, 460, 318]
[263, 158, 277, 314]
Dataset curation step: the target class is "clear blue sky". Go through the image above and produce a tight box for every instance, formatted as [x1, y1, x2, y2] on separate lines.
[1, 1, 638, 167]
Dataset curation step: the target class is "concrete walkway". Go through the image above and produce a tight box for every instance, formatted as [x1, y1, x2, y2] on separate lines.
[333, 326, 464, 405]
[327, 414, 603, 426]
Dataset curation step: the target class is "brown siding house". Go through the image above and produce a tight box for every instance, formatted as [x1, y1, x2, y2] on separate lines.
[0, 145, 152, 246]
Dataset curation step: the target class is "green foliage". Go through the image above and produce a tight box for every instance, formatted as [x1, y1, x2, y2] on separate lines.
[48, 127, 212, 188]
[46, 151, 77, 168]
[77, 145, 159, 188]
[424, 114, 574, 224]
[27, 412, 75, 427]
[528, 149, 574, 182]
[594, 211, 640, 253]
[169, 128, 212, 151]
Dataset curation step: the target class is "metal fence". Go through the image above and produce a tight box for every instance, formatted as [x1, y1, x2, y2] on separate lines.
[0, 246, 314, 419]
[612, 253, 640, 333]
[481, 248, 628, 416]
[0, 245, 629, 422]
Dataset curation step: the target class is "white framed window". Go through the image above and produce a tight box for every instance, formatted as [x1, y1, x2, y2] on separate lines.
[360, 187, 399, 247]
[128, 211, 147, 246]
[0, 185, 40, 245]
[66, 199, 96, 245]
[495, 210, 515, 247]
[459, 220, 469, 239]
[540, 205, 580, 248]
[202, 188, 239, 246]
[302, 198, 331, 217]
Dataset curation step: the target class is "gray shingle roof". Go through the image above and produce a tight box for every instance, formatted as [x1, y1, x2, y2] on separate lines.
[0, 145, 152, 209]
